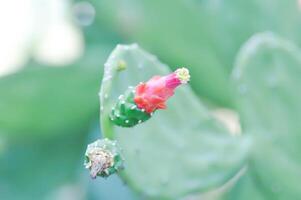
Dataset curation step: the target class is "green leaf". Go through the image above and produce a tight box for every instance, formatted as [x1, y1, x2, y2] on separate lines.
[0, 132, 86, 200]
[233, 32, 301, 199]
[201, 0, 301, 72]
[0, 45, 109, 139]
[100, 44, 250, 199]
[0, 66, 98, 139]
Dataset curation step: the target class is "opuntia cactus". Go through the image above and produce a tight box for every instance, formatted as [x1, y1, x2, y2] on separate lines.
[99, 44, 250, 199]
[110, 68, 190, 127]
[226, 33, 301, 200]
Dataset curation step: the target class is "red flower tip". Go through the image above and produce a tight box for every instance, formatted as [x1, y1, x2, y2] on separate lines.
[134, 67, 190, 113]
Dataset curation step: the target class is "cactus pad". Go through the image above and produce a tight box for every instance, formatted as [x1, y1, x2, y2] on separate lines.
[99, 44, 250, 199]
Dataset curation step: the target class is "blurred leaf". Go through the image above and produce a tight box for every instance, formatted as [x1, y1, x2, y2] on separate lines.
[199, 0, 301, 72]
[233, 32, 301, 199]
[0, 132, 86, 200]
[0, 46, 108, 139]
[92, 0, 301, 107]
[99, 44, 250, 199]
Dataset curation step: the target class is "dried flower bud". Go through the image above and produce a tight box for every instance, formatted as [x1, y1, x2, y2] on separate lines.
[84, 139, 123, 179]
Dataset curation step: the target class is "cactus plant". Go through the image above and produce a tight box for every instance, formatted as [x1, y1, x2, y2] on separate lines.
[90, 32, 301, 199]
[225, 32, 301, 199]
[98, 44, 250, 199]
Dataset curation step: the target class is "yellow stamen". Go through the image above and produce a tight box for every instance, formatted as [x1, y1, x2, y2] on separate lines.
[175, 67, 190, 84]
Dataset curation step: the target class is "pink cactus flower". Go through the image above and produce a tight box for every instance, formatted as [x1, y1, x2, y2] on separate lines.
[134, 68, 190, 113]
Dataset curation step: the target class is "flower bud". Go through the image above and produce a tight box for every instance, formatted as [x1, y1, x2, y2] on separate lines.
[134, 67, 190, 113]
[110, 67, 190, 127]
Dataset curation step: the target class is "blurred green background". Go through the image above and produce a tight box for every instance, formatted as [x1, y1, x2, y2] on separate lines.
[1, 0, 301, 199]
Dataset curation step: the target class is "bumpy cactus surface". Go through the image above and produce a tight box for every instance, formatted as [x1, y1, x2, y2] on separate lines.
[110, 88, 151, 127]
[99, 44, 250, 199]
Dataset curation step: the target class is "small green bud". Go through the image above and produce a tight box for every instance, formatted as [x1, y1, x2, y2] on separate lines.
[110, 88, 151, 127]
[84, 139, 124, 179]
[117, 60, 127, 71]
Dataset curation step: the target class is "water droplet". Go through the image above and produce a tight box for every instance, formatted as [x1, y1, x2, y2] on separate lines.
[125, 120, 129, 123]
[72, 1, 96, 27]
[100, 106, 104, 111]
[104, 94, 108, 99]
[118, 95, 124, 100]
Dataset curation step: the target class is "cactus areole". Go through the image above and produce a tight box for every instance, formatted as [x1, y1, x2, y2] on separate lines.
[84, 139, 123, 179]
[110, 67, 190, 127]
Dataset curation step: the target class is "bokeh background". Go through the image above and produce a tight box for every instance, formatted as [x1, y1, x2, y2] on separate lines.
[0, 0, 301, 199]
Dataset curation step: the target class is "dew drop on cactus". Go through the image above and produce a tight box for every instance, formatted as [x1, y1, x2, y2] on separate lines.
[84, 138, 123, 179]
[110, 67, 190, 127]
